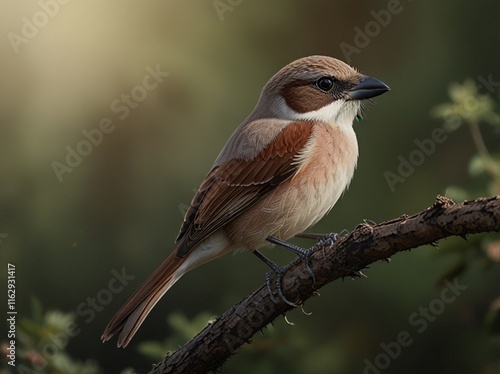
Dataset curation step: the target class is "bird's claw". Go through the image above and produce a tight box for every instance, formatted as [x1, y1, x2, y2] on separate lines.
[265, 264, 299, 307]
[300, 233, 338, 286]
[257, 233, 340, 307]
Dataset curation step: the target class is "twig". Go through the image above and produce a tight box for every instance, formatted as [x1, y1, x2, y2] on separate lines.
[148, 195, 500, 374]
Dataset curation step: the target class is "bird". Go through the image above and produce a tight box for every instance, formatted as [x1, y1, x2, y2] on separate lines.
[101, 55, 390, 347]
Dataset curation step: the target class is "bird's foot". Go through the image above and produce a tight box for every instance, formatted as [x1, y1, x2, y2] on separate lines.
[253, 234, 340, 306]
[253, 250, 298, 307]
[267, 234, 338, 286]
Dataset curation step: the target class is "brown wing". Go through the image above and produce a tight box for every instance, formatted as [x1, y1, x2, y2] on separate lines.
[175, 121, 314, 257]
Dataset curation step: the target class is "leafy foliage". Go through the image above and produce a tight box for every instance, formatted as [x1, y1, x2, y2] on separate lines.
[432, 79, 500, 334]
[137, 312, 216, 361]
[1, 298, 101, 374]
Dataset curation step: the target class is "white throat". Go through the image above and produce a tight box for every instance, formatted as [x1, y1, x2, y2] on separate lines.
[280, 98, 360, 129]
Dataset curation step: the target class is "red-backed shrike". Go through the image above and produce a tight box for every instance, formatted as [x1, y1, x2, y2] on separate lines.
[102, 55, 389, 347]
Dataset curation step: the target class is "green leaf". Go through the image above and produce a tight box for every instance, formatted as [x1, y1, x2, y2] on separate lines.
[45, 310, 76, 332]
[168, 311, 216, 340]
[432, 79, 499, 129]
[468, 154, 486, 176]
[137, 341, 169, 361]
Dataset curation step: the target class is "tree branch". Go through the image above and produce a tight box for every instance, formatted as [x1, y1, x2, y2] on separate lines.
[148, 195, 500, 374]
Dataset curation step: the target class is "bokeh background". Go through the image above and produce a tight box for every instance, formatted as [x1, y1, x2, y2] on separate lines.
[1, 1, 500, 373]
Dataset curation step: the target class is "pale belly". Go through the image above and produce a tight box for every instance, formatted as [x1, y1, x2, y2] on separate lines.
[225, 123, 358, 250]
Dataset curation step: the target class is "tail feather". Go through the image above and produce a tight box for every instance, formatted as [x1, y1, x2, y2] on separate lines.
[101, 251, 186, 347]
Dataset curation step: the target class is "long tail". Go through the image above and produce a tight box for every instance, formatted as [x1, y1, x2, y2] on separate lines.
[101, 250, 187, 348]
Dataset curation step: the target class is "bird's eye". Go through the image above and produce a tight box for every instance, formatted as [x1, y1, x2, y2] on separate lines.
[316, 77, 334, 92]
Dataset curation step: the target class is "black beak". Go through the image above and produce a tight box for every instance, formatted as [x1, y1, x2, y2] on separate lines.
[347, 75, 390, 100]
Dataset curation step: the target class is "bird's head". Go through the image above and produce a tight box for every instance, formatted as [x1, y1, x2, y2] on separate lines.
[252, 55, 390, 128]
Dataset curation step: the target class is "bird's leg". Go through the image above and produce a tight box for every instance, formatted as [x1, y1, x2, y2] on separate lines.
[295, 232, 340, 245]
[253, 250, 298, 307]
[266, 234, 338, 285]
[294, 232, 328, 241]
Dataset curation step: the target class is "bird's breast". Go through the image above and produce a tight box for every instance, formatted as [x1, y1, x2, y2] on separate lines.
[226, 122, 359, 250]
[287, 122, 359, 229]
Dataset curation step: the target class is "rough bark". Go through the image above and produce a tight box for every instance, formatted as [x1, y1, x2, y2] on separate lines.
[148, 195, 500, 374]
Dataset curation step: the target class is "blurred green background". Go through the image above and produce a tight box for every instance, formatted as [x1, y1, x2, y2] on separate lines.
[1, 1, 500, 373]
